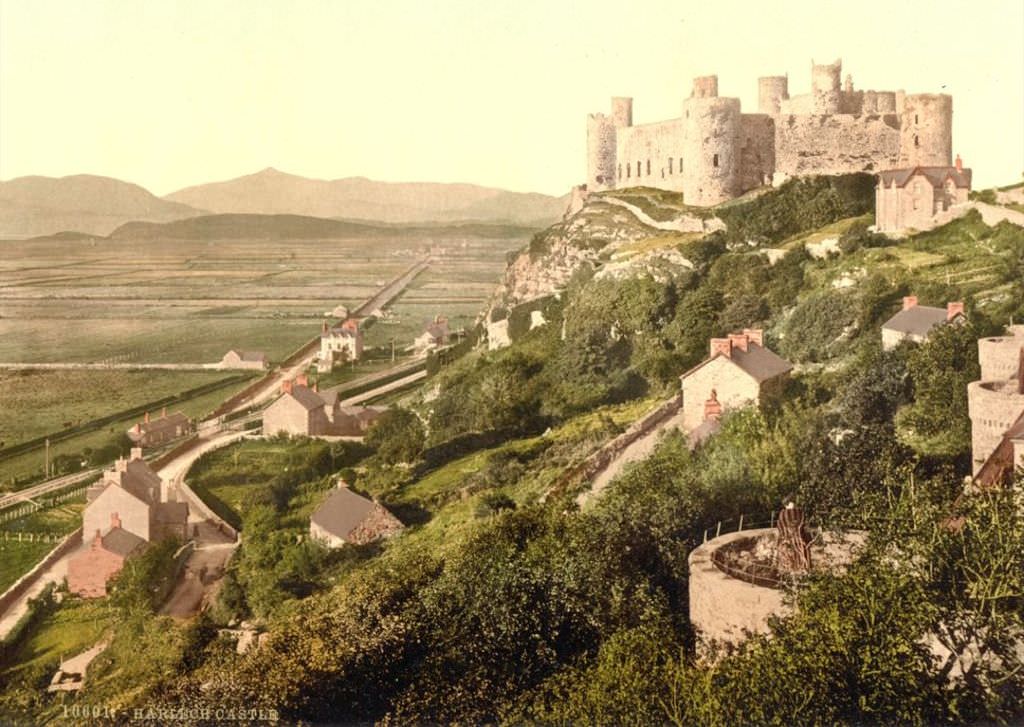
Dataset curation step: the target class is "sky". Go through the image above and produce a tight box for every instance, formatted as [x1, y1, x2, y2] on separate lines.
[1, 0, 1022, 196]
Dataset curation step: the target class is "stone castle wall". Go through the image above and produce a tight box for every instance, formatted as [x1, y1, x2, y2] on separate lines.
[586, 59, 953, 205]
[968, 326, 1024, 474]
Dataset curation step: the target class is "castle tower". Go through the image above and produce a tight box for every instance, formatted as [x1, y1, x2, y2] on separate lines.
[898, 94, 953, 167]
[810, 58, 842, 114]
[611, 97, 633, 128]
[587, 115, 617, 192]
[967, 326, 1024, 475]
[683, 76, 741, 206]
[758, 75, 788, 115]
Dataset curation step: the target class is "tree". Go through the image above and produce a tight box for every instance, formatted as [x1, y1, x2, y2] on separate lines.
[365, 408, 426, 464]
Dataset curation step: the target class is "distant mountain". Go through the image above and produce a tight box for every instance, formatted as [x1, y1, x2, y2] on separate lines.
[0, 174, 204, 238]
[164, 168, 567, 226]
[109, 213, 540, 241]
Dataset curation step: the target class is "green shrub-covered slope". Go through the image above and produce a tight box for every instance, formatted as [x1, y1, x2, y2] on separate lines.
[3, 176, 1023, 725]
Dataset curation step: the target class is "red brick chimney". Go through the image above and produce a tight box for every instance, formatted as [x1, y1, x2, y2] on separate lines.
[710, 338, 733, 359]
[704, 390, 723, 421]
[742, 328, 764, 347]
[728, 333, 750, 353]
[110, 512, 121, 530]
[144, 411, 150, 424]
[296, 374, 308, 387]
[342, 318, 359, 333]
[946, 301, 965, 321]
[161, 406, 167, 418]
[135, 422, 141, 434]
[903, 296, 918, 311]
[955, 154, 963, 172]
[281, 380, 293, 395]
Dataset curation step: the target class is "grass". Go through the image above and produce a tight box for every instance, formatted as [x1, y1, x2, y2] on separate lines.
[0, 598, 115, 679]
[0, 369, 237, 449]
[1, 503, 83, 535]
[778, 214, 869, 250]
[611, 232, 703, 258]
[0, 540, 55, 593]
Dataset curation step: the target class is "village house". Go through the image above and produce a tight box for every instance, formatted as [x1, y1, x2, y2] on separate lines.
[679, 330, 793, 432]
[309, 481, 404, 548]
[875, 158, 972, 234]
[318, 318, 363, 373]
[413, 315, 450, 354]
[881, 296, 965, 350]
[67, 448, 189, 597]
[968, 325, 1024, 483]
[220, 349, 268, 370]
[262, 376, 386, 438]
[126, 408, 194, 448]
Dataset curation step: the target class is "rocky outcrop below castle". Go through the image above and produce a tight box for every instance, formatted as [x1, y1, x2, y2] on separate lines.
[488, 188, 719, 313]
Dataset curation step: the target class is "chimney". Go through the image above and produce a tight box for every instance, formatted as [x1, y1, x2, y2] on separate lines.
[161, 406, 167, 418]
[281, 380, 293, 395]
[1018, 347, 1024, 395]
[704, 389, 723, 421]
[955, 154, 963, 172]
[92, 530, 102, 549]
[134, 422, 141, 434]
[110, 512, 121, 530]
[946, 301, 964, 321]
[322, 319, 329, 335]
[743, 328, 764, 347]
[728, 333, 750, 353]
[115, 457, 128, 473]
[296, 374, 308, 387]
[903, 296, 918, 311]
[144, 411, 150, 424]
[130, 447, 142, 461]
[710, 338, 733, 359]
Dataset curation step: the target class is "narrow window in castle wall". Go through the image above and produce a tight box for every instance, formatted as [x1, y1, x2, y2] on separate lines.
[669, 158, 673, 174]
[914, 135, 919, 147]
[679, 157, 683, 172]
[627, 164, 630, 178]
[637, 161, 641, 177]
[618, 164, 622, 179]
[646, 160, 651, 176]
[713, 154, 719, 168]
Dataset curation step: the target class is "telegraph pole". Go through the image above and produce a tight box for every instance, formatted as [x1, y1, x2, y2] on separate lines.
[45, 438, 50, 478]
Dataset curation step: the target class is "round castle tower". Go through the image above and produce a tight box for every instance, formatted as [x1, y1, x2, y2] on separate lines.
[967, 326, 1024, 475]
[898, 94, 953, 167]
[810, 59, 842, 114]
[586, 97, 633, 192]
[758, 75, 789, 115]
[683, 76, 740, 206]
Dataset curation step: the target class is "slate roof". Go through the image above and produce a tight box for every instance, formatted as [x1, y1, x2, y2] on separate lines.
[680, 342, 793, 384]
[310, 487, 381, 540]
[154, 501, 188, 525]
[878, 166, 972, 189]
[882, 305, 949, 336]
[100, 527, 146, 558]
[118, 459, 163, 504]
[287, 385, 327, 411]
[134, 412, 190, 437]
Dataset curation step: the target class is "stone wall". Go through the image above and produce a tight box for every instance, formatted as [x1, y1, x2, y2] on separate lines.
[683, 97, 741, 206]
[968, 381, 1024, 475]
[681, 357, 761, 431]
[738, 114, 775, 191]
[0, 528, 82, 618]
[688, 528, 789, 650]
[615, 118, 686, 192]
[775, 113, 900, 176]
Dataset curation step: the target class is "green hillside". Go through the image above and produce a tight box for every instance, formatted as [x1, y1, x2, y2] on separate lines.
[3, 176, 1023, 724]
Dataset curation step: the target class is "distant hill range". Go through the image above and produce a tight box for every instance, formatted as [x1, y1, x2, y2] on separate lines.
[0, 168, 567, 239]
[108, 214, 538, 241]
[164, 168, 567, 227]
[0, 174, 204, 238]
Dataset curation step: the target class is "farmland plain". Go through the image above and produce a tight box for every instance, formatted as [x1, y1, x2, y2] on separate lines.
[0, 229, 529, 485]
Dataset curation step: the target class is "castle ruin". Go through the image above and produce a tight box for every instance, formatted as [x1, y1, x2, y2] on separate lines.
[587, 58, 953, 206]
[968, 325, 1024, 480]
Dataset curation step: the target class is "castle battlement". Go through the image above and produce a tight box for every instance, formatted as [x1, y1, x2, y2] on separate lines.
[586, 58, 953, 205]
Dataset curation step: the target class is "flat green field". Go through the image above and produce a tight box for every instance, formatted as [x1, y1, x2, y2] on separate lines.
[0, 540, 55, 593]
[0, 369, 237, 449]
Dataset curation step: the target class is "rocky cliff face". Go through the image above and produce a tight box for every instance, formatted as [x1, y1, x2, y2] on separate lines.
[488, 188, 723, 314]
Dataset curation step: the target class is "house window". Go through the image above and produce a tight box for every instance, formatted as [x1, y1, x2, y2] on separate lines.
[646, 159, 651, 176]
[713, 153, 719, 168]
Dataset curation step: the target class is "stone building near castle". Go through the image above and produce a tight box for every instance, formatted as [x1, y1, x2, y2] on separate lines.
[587, 58, 953, 206]
[967, 325, 1024, 481]
[679, 330, 793, 431]
[875, 158, 972, 233]
[318, 318, 363, 373]
[881, 296, 965, 350]
[263, 376, 385, 438]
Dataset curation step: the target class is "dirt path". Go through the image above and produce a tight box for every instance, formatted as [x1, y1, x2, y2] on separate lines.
[339, 370, 428, 406]
[576, 407, 687, 509]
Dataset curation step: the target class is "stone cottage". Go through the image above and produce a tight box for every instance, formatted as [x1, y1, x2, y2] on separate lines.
[67, 448, 189, 597]
[262, 377, 386, 438]
[126, 408, 193, 448]
[875, 159, 972, 234]
[679, 330, 793, 432]
[309, 482, 404, 547]
[968, 325, 1024, 482]
[881, 296, 965, 350]
[220, 349, 268, 370]
[413, 315, 450, 354]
